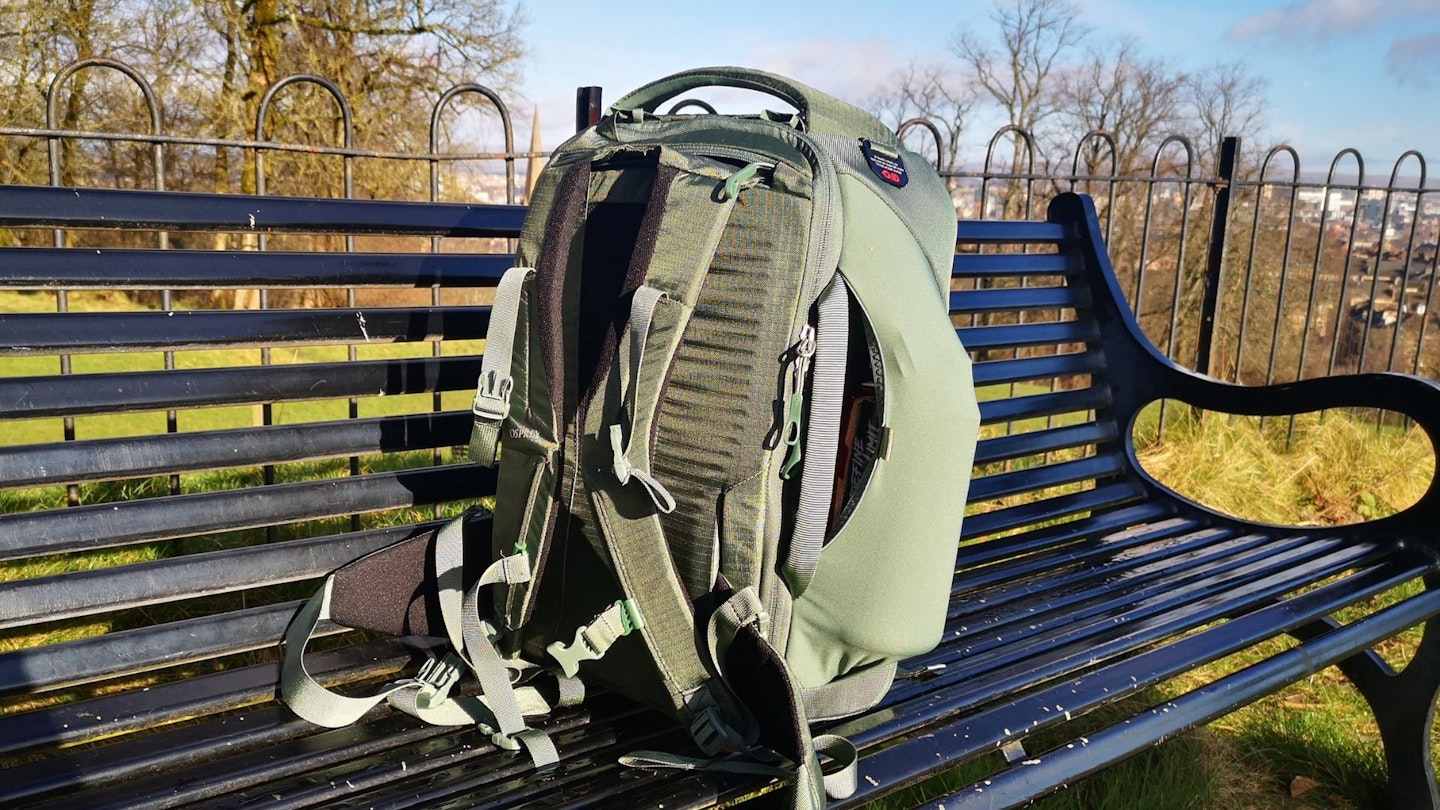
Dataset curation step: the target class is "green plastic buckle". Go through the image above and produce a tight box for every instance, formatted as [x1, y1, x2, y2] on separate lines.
[617, 598, 645, 634]
[546, 600, 644, 678]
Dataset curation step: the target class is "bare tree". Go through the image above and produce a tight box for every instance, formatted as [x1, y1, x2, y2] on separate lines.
[869, 60, 976, 173]
[954, 0, 1089, 187]
[1184, 61, 1268, 176]
[1054, 37, 1185, 178]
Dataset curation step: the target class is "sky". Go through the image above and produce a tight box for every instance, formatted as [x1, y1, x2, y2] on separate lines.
[507, 0, 1440, 176]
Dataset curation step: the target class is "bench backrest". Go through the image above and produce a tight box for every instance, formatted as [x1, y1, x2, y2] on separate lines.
[0, 185, 1139, 755]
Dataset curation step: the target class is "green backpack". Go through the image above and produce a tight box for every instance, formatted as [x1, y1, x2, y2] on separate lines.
[281, 67, 980, 808]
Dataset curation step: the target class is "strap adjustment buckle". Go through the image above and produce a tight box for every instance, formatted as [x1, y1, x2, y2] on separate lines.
[546, 599, 645, 678]
[413, 653, 465, 709]
[688, 705, 745, 756]
[472, 370, 513, 422]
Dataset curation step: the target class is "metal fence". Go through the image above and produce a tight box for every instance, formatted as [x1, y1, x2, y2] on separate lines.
[5, 58, 1439, 397]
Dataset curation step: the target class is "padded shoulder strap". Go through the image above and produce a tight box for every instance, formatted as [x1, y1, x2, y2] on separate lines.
[471, 265, 534, 466]
[566, 149, 752, 720]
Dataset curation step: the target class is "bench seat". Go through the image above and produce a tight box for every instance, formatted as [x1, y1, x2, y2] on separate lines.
[3, 186, 1439, 809]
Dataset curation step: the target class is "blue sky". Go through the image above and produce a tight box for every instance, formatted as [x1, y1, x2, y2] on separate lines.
[511, 0, 1440, 174]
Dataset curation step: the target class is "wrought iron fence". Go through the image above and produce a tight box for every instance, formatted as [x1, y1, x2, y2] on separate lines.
[5, 58, 1439, 400]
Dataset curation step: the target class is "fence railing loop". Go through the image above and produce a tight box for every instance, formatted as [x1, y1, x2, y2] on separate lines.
[254, 74, 355, 198]
[898, 118, 946, 171]
[1069, 130, 1118, 187]
[45, 57, 165, 189]
[1149, 134, 1196, 180]
[980, 125, 1037, 219]
[429, 84, 516, 204]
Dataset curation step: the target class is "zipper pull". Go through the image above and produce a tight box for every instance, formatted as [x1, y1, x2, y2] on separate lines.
[720, 161, 776, 201]
[780, 325, 816, 479]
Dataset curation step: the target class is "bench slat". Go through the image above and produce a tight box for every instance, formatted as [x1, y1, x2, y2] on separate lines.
[948, 285, 1083, 314]
[872, 538, 1379, 751]
[939, 538, 1381, 706]
[977, 386, 1110, 425]
[957, 321, 1096, 351]
[0, 356, 481, 418]
[0, 248, 513, 289]
[961, 479, 1148, 539]
[0, 526, 425, 653]
[0, 306, 489, 354]
[0, 185, 526, 237]
[0, 602, 314, 697]
[0, 413, 471, 488]
[0, 703, 307, 807]
[0, 466, 491, 566]
[970, 351, 1102, 386]
[957, 504, 1181, 569]
[0, 638, 439, 759]
[932, 584, 1440, 810]
[842, 555, 1432, 807]
[953, 531, 1305, 633]
[973, 420, 1118, 465]
[185, 704, 654, 810]
[951, 252, 1074, 278]
[955, 516, 1203, 593]
[955, 220, 1070, 244]
[968, 453, 1125, 501]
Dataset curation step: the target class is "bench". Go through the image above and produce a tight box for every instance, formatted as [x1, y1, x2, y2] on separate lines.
[3, 184, 1440, 809]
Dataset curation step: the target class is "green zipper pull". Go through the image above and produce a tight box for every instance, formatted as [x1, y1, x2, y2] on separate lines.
[720, 161, 774, 201]
[780, 325, 816, 479]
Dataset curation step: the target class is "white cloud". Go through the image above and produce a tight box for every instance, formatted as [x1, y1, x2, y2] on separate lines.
[742, 38, 907, 107]
[1387, 31, 1440, 85]
[1228, 0, 1440, 42]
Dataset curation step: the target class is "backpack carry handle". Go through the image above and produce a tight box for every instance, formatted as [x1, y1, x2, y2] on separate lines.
[609, 66, 894, 143]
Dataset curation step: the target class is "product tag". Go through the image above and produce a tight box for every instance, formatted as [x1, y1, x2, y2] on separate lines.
[860, 139, 908, 188]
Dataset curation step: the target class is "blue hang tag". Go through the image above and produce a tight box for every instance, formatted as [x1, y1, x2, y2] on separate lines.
[860, 139, 908, 188]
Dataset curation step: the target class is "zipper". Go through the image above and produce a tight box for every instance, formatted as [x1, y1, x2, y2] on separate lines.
[781, 278, 850, 597]
[779, 324, 816, 479]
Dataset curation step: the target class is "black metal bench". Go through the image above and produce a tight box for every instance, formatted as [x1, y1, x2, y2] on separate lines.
[3, 185, 1439, 809]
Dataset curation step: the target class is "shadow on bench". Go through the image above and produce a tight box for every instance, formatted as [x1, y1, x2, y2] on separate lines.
[2, 186, 1439, 809]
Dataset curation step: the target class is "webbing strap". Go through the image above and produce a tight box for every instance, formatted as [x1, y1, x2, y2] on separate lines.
[705, 586, 768, 683]
[814, 734, 859, 800]
[279, 581, 526, 720]
[282, 577, 415, 728]
[434, 516, 530, 656]
[609, 285, 676, 513]
[619, 743, 857, 802]
[471, 266, 533, 466]
[431, 514, 556, 767]
[618, 750, 788, 778]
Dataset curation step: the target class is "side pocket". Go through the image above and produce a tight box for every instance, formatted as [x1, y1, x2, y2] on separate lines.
[785, 177, 982, 691]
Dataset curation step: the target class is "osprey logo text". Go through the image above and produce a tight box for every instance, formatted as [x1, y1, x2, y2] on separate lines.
[509, 426, 542, 442]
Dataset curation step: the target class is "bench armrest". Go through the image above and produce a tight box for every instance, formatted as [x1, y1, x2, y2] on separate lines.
[1162, 365, 1440, 434]
[1048, 190, 1440, 538]
[1137, 365, 1440, 536]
